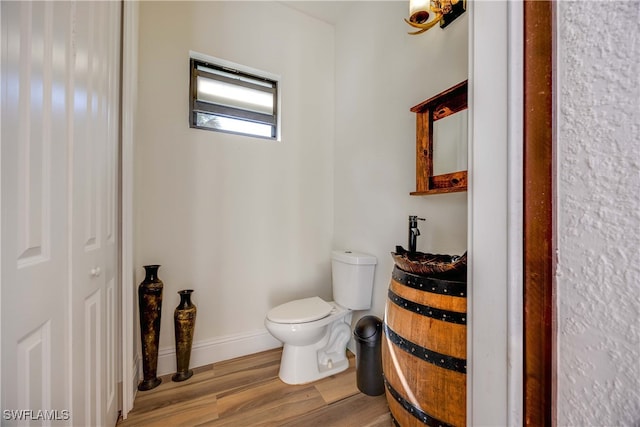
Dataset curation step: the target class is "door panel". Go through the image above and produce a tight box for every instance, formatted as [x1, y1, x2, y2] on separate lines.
[2, 1, 70, 420]
[1, 2, 121, 426]
[70, 1, 120, 426]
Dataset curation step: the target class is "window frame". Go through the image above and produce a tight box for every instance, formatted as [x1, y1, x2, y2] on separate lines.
[189, 57, 279, 140]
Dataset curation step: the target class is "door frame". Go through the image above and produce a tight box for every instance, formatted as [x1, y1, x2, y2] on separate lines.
[469, 2, 555, 424]
[468, 1, 515, 424]
[523, 1, 556, 425]
[120, 0, 139, 417]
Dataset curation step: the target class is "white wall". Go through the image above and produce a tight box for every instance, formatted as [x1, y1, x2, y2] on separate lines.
[332, 3, 468, 322]
[135, 1, 335, 371]
[556, 2, 640, 425]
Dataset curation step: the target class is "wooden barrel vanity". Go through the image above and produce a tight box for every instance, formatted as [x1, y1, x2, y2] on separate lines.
[382, 261, 467, 427]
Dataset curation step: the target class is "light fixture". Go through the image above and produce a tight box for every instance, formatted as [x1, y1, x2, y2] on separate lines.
[405, 0, 466, 35]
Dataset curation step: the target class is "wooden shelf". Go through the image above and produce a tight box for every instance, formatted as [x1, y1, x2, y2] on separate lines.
[410, 187, 467, 196]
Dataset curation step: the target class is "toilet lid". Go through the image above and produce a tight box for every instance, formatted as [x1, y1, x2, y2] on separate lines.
[267, 297, 333, 323]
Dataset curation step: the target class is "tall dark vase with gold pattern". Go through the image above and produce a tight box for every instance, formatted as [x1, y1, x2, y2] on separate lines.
[138, 264, 163, 391]
[172, 289, 197, 382]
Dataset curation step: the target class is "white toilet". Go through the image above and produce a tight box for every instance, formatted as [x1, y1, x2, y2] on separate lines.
[264, 250, 377, 385]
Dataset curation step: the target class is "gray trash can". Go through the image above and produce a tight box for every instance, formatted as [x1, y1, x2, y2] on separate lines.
[353, 315, 384, 396]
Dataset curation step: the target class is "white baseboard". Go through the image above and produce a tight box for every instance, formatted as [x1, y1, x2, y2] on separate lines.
[140, 329, 282, 377]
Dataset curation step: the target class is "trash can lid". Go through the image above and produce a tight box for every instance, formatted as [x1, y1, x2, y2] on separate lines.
[354, 316, 382, 339]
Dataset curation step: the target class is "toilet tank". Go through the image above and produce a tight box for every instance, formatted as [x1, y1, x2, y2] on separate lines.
[331, 250, 377, 310]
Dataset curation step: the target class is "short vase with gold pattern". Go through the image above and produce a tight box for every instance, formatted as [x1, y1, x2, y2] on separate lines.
[172, 289, 196, 382]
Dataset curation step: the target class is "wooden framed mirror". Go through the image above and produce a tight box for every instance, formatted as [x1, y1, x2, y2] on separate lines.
[410, 80, 468, 195]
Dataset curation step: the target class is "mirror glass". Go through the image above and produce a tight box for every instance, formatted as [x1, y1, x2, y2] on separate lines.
[432, 110, 468, 175]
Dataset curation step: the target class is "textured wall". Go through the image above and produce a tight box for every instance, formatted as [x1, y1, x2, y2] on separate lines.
[557, 2, 640, 425]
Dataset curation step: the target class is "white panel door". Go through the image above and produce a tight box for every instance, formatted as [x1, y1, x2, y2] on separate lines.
[69, 2, 120, 426]
[1, 3, 70, 421]
[1, 2, 120, 426]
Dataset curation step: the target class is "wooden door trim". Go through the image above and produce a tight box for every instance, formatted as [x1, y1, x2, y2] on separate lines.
[523, 1, 556, 425]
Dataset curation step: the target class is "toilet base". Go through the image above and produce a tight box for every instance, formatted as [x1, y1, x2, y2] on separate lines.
[278, 317, 352, 385]
[278, 342, 349, 385]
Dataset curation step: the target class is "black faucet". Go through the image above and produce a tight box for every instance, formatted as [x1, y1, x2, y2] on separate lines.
[408, 215, 426, 253]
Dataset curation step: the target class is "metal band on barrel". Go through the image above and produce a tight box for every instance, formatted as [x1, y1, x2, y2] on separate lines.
[384, 377, 455, 427]
[392, 266, 466, 298]
[387, 289, 466, 325]
[384, 324, 467, 374]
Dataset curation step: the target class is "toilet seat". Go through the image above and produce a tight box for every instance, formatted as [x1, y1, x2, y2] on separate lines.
[266, 296, 333, 324]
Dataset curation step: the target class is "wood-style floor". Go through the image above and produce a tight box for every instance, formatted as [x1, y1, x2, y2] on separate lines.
[117, 348, 392, 426]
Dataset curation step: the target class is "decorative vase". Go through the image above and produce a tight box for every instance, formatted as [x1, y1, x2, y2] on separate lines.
[138, 264, 163, 391]
[172, 289, 197, 382]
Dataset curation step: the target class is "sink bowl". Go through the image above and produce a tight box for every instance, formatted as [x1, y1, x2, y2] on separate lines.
[391, 247, 467, 278]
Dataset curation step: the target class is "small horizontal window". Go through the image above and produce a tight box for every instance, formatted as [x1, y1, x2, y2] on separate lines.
[189, 58, 278, 140]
